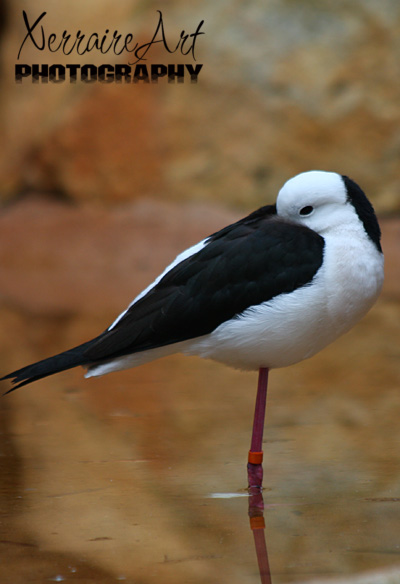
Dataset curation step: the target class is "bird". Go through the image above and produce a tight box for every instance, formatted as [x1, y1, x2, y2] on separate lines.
[1, 170, 384, 487]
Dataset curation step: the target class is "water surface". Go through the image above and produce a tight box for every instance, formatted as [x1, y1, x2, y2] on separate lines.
[1, 303, 400, 583]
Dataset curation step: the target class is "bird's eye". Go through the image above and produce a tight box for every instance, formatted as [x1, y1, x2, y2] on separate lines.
[299, 205, 314, 216]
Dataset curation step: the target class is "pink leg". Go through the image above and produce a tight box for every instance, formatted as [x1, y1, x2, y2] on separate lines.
[247, 367, 269, 490]
[251, 523, 272, 584]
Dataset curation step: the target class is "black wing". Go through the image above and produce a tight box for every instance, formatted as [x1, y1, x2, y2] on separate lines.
[83, 206, 324, 361]
[1, 205, 324, 391]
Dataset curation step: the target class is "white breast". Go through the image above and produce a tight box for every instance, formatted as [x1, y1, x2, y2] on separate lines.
[183, 229, 384, 371]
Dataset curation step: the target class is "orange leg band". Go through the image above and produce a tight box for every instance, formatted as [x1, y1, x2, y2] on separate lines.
[248, 450, 263, 465]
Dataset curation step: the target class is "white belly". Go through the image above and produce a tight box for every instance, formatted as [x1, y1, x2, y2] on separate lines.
[184, 234, 384, 370]
[86, 232, 384, 377]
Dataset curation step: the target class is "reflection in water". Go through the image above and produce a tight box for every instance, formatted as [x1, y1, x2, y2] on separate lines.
[211, 488, 272, 583]
[1, 300, 400, 582]
[248, 487, 272, 584]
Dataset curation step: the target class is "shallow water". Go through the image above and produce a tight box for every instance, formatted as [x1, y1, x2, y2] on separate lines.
[1, 303, 400, 583]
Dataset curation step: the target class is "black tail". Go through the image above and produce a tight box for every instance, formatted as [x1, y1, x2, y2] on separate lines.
[1, 337, 102, 394]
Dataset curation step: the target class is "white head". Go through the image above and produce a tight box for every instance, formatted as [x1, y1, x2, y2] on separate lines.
[276, 171, 382, 251]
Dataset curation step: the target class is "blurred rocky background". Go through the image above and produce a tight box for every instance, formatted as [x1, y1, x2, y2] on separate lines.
[0, 1, 400, 583]
[1, 0, 400, 210]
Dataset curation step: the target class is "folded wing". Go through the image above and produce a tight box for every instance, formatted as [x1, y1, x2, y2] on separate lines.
[83, 208, 324, 362]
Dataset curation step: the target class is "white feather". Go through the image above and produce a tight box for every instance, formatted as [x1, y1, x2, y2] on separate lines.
[107, 238, 208, 330]
[86, 171, 384, 377]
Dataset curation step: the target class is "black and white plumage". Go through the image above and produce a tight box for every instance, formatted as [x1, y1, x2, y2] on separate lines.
[1, 171, 384, 392]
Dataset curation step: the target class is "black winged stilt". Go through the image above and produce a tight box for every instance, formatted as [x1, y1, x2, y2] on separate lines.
[1, 171, 384, 488]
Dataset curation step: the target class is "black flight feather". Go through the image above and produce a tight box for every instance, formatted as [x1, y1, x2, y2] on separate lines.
[1, 204, 324, 391]
[1, 337, 103, 393]
[83, 208, 324, 361]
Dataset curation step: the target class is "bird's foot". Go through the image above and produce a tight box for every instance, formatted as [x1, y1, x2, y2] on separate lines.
[247, 462, 264, 511]
[247, 450, 263, 490]
[247, 461, 263, 490]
